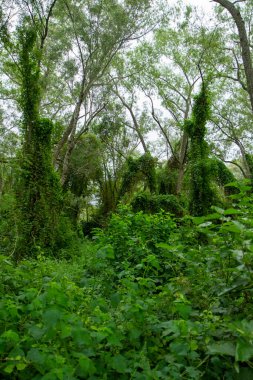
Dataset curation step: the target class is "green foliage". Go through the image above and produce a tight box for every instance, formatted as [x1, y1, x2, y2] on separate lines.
[95, 205, 176, 276]
[2, 3, 253, 379]
[18, 22, 41, 131]
[131, 191, 185, 216]
[67, 134, 103, 197]
[245, 153, 253, 181]
[0, 193, 17, 254]
[1, 184, 253, 378]
[211, 158, 236, 187]
[210, 158, 236, 196]
[157, 160, 180, 195]
[17, 117, 63, 257]
[16, 23, 69, 258]
[120, 153, 157, 197]
[187, 84, 216, 216]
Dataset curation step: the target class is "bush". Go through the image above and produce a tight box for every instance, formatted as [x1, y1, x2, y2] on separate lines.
[131, 192, 185, 216]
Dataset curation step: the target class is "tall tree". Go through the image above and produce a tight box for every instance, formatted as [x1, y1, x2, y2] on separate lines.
[186, 83, 215, 216]
[52, 0, 156, 185]
[213, 0, 253, 113]
[14, 1, 64, 257]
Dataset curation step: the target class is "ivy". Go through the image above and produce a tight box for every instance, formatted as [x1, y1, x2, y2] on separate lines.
[131, 192, 185, 216]
[16, 23, 64, 258]
[120, 153, 157, 198]
[186, 84, 216, 216]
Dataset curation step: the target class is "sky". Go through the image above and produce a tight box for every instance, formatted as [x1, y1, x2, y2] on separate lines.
[172, 0, 215, 12]
[186, 0, 213, 8]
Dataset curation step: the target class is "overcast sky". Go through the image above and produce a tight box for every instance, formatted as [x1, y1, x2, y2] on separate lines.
[172, 0, 215, 12]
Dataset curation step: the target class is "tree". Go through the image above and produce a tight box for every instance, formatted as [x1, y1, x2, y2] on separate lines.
[126, 3, 225, 194]
[52, 0, 156, 185]
[186, 83, 215, 216]
[13, 2, 64, 257]
[213, 0, 253, 113]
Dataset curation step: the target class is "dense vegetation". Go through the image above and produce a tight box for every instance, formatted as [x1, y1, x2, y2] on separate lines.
[1, 0, 253, 379]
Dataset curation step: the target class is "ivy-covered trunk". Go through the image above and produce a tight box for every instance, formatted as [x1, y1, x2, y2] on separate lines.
[186, 83, 215, 216]
[17, 25, 62, 257]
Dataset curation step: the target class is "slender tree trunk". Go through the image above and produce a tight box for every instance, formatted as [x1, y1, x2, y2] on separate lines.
[61, 129, 77, 186]
[236, 139, 252, 178]
[54, 76, 87, 165]
[176, 131, 188, 194]
[176, 101, 190, 194]
[114, 90, 149, 153]
[128, 107, 149, 153]
[213, 0, 253, 113]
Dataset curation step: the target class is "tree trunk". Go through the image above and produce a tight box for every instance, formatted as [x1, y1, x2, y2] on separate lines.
[213, 0, 253, 113]
[61, 128, 76, 186]
[54, 76, 87, 165]
[128, 107, 149, 153]
[235, 139, 252, 178]
[114, 90, 149, 153]
[176, 131, 188, 194]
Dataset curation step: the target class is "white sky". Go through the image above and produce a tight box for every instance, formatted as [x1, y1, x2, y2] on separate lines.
[171, 0, 215, 12]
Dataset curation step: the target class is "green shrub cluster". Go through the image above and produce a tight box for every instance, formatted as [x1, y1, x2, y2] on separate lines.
[0, 193, 17, 254]
[120, 153, 157, 197]
[131, 192, 185, 216]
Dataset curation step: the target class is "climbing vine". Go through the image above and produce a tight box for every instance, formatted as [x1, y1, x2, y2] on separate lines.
[186, 83, 215, 216]
[119, 153, 157, 198]
[131, 191, 185, 216]
[17, 23, 63, 257]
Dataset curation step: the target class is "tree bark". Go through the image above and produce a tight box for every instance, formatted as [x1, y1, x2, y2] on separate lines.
[176, 131, 188, 194]
[213, 0, 253, 113]
[54, 75, 87, 165]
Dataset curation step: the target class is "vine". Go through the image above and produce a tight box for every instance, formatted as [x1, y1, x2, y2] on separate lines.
[186, 83, 215, 216]
[17, 23, 63, 257]
[119, 153, 157, 198]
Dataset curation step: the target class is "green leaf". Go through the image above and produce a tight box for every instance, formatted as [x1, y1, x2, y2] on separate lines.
[234, 368, 253, 380]
[17, 363, 27, 371]
[72, 327, 92, 346]
[221, 222, 243, 234]
[79, 355, 96, 376]
[1, 330, 19, 343]
[111, 354, 128, 373]
[207, 341, 235, 356]
[156, 243, 180, 251]
[129, 328, 142, 341]
[42, 308, 62, 327]
[173, 303, 192, 319]
[223, 208, 241, 215]
[224, 182, 240, 188]
[97, 245, 115, 259]
[28, 324, 46, 339]
[110, 293, 121, 308]
[60, 324, 72, 339]
[4, 365, 15, 374]
[27, 348, 46, 365]
[236, 340, 253, 362]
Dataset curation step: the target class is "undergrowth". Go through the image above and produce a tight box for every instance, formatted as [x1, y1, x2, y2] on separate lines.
[1, 182, 253, 379]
